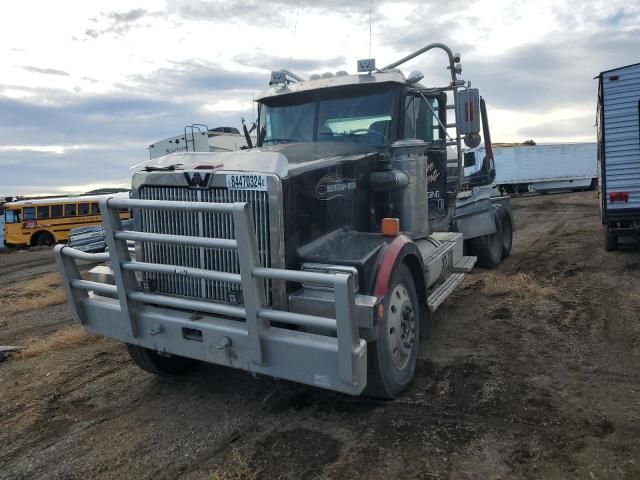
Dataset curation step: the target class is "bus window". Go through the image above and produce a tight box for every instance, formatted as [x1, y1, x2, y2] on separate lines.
[37, 206, 50, 220]
[51, 205, 63, 218]
[78, 203, 90, 216]
[23, 207, 36, 221]
[64, 204, 77, 217]
[4, 209, 21, 223]
[90, 203, 100, 215]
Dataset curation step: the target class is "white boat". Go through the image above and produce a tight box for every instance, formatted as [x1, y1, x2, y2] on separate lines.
[148, 125, 256, 160]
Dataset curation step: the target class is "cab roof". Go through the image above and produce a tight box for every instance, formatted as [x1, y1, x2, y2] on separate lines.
[255, 70, 408, 101]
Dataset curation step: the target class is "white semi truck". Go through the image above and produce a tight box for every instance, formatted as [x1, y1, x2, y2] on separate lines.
[55, 43, 513, 399]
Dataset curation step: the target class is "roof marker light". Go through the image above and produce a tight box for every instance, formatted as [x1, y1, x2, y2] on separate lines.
[407, 71, 424, 84]
[357, 58, 376, 73]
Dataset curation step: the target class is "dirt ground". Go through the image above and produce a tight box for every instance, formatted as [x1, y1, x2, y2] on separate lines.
[1, 191, 639, 480]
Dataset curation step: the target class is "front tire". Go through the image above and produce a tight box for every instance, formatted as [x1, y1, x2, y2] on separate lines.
[365, 263, 420, 399]
[35, 232, 54, 247]
[126, 344, 200, 375]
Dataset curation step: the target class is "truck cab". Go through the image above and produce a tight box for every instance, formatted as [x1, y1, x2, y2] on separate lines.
[55, 43, 513, 399]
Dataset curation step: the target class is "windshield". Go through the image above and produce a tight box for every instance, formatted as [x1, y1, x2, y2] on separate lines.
[4, 209, 21, 224]
[259, 87, 396, 146]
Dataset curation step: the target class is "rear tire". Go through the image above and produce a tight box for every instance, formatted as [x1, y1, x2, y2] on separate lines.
[365, 263, 420, 399]
[469, 213, 504, 268]
[125, 344, 200, 375]
[604, 225, 618, 252]
[498, 208, 513, 259]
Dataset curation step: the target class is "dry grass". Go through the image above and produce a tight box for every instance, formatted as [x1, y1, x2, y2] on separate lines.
[0, 272, 66, 318]
[480, 271, 557, 300]
[18, 325, 93, 359]
[210, 448, 260, 480]
[470, 271, 559, 316]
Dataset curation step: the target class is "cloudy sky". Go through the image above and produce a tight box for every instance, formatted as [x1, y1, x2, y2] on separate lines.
[1, 0, 638, 196]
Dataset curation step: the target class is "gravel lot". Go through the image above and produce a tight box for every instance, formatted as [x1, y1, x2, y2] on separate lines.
[1, 191, 639, 480]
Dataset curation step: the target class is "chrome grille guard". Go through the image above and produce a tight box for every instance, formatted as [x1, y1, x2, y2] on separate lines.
[54, 195, 367, 394]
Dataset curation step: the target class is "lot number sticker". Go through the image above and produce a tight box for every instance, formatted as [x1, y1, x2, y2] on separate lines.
[226, 174, 268, 191]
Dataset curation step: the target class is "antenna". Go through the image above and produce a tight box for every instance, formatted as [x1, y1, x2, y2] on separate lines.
[368, 0, 373, 58]
[289, 0, 303, 70]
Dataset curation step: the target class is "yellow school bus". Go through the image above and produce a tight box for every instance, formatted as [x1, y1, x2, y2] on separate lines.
[2, 195, 128, 248]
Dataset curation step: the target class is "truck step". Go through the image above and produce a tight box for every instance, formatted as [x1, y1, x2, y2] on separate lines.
[421, 241, 456, 267]
[452, 255, 477, 273]
[427, 273, 465, 312]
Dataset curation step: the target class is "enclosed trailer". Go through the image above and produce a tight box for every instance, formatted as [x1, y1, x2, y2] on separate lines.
[489, 143, 597, 194]
[597, 62, 640, 250]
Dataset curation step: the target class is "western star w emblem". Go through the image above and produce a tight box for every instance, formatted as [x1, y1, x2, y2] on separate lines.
[184, 172, 211, 188]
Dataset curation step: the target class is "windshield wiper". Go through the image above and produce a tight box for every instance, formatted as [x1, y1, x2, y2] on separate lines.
[262, 138, 297, 144]
[319, 132, 361, 144]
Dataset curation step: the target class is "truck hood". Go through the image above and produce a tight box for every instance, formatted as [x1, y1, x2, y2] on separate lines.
[136, 142, 380, 179]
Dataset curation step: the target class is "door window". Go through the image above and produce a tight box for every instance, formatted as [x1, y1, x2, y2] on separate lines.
[404, 95, 441, 141]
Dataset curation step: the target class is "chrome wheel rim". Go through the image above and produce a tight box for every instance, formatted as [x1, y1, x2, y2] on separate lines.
[387, 283, 416, 370]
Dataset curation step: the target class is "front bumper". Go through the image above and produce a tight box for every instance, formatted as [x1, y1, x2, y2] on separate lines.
[55, 195, 372, 395]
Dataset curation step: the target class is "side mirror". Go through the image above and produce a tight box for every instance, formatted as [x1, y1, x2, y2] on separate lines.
[457, 88, 481, 135]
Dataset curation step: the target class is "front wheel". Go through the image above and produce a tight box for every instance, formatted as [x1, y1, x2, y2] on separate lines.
[126, 344, 200, 375]
[365, 263, 421, 399]
[35, 232, 55, 247]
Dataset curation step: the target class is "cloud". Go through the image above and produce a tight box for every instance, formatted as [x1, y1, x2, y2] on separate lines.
[128, 60, 266, 94]
[232, 51, 347, 75]
[20, 66, 70, 76]
[517, 113, 596, 140]
[0, 147, 135, 195]
[84, 8, 152, 38]
[166, 0, 377, 24]
[464, 25, 640, 113]
[0, 88, 248, 195]
[107, 8, 148, 23]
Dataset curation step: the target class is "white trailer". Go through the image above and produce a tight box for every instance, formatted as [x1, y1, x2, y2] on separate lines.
[597, 62, 640, 251]
[488, 143, 598, 194]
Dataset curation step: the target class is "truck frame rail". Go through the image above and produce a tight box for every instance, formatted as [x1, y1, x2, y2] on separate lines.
[54, 196, 367, 395]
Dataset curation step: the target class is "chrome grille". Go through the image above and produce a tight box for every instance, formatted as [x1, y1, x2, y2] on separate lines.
[138, 186, 271, 303]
